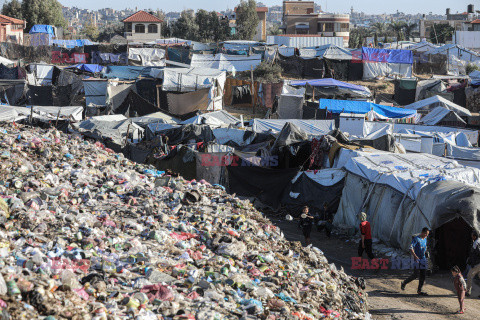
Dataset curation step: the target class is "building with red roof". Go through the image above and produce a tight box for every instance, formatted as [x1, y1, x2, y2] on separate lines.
[122, 10, 163, 42]
[0, 14, 25, 44]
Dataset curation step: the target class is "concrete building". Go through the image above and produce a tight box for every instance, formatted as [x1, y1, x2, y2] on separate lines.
[419, 5, 477, 41]
[281, 1, 350, 47]
[122, 10, 162, 42]
[0, 14, 25, 44]
[255, 7, 268, 41]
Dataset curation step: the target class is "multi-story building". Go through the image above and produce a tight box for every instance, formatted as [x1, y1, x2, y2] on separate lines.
[281, 0, 350, 47]
[420, 5, 477, 41]
[122, 10, 163, 42]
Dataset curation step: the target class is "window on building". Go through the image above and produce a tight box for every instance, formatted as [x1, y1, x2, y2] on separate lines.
[126, 23, 132, 32]
[148, 24, 158, 33]
[135, 24, 145, 33]
[340, 23, 349, 32]
[324, 23, 334, 32]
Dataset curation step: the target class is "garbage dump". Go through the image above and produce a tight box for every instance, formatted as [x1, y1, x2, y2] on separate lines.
[0, 123, 369, 319]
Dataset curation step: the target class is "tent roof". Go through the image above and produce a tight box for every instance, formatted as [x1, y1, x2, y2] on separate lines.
[319, 99, 417, 119]
[362, 47, 413, 64]
[66, 64, 104, 73]
[404, 95, 471, 117]
[419, 106, 466, 126]
[181, 110, 240, 127]
[251, 119, 335, 135]
[29, 24, 54, 35]
[289, 78, 369, 93]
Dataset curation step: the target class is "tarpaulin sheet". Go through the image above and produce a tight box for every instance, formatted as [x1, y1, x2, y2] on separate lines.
[128, 48, 165, 67]
[103, 66, 154, 80]
[362, 47, 413, 64]
[252, 119, 335, 135]
[393, 123, 478, 146]
[167, 88, 210, 116]
[404, 95, 471, 117]
[162, 67, 226, 92]
[363, 62, 412, 80]
[83, 80, 108, 106]
[190, 53, 262, 72]
[29, 25, 54, 35]
[289, 78, 369, 95]
[181, 110, 239, 127]
[115, 91, 159, 118]
[67, 64, 103, 73]
[52, 39, 94, 48]
[27, 85, 52, 106]
[319, 99, 416, 119]
[32, 64, 54, 85]
[227, 164, 299, 208]
[213, 128, 254, 146]
[419, 107, 466, 126]
[107, 83, 137, 111]
[277, 94, 304, 119]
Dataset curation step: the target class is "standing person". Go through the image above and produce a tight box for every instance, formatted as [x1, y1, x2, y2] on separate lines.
[401, 227, 430, 296]
[358, 212, 374, 260]
[452, 265, 467, 314]
[466, 231, 480, 298]
[299, 206, 314, 246]
[317, 202, 333, 238]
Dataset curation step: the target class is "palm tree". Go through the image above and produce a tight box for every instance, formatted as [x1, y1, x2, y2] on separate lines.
[371, 22, 388, 37]
[403, 23, 418, 41]
[388, 21, 406, 44]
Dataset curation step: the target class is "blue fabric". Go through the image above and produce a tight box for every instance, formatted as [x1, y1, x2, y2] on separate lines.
[289, 78, 369, 93]
[319, 99, 416, 119]
[362, 47, 413, 64]
[52, 39, 94, 48]
[410, 236, 427, 259]
[67, 64, 104, 73]
[29, 25, 55, 35]
[103, 66, 162, 80]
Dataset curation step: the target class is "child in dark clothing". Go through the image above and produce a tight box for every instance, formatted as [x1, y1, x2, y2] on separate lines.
[451, 265, 466, 314]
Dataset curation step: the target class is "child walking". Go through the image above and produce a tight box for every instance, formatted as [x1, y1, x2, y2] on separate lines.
[452, 265, 466, 314]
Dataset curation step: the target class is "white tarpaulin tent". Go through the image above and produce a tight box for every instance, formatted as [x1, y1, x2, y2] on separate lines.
[404, 95, 471, 117]
[418, 107, 466, 126]
[252, 119, 335, 136]
[83, 79, 108, 106]
[333, 150, 480, 251]
[190, 53, 262, 72]
[162, 67, 227, 93]
[181, 110, 240, 127]
[128, 48, 165, 66]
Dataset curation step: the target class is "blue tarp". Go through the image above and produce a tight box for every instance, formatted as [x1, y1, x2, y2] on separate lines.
[103, 66, 162, 80]
[319, 99, 416, 119]
[362, 47, 413, 64]
[52, 39, 94, 48]
[290, 78, 369, 94]
[29, 25, 55, 35]
[66, 64, 104, 73]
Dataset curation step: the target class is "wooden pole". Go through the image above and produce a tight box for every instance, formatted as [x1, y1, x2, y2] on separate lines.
[156, 84, 161, 109]
[250, 66, 255, 115]
[30, 106, 33, 125]
[124, 123, 131, 146]
[55, 109, 61, 127]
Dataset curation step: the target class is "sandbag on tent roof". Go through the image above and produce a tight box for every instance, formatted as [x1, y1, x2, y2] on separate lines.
[319, 99, 417, 119]
[404, 95, 471, 117]
[252, 119, 335, 135]
[418, 106, 466, 126]
[66, 64, 104, 73]
[181, 110, 240, 127]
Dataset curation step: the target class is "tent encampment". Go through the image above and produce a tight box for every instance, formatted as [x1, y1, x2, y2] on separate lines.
[319, 99, 417, 119]
[362, 47, 413, 80]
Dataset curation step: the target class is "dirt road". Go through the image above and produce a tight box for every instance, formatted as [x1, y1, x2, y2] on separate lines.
[272, 219, 480, 320]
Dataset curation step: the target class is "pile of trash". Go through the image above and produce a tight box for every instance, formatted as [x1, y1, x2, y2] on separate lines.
[0, 124, 369, 319]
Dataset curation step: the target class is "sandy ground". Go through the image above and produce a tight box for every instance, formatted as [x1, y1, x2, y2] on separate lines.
[272, 218, 480, 320]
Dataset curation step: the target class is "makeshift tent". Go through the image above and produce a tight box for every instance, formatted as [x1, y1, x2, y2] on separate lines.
[418, 107, 466, 126]
[167, 88, 210, 116]
[252, 119, 335, 136]
[106, 82, 137, 111]
[162, 67, 227, 93]
[66, 64, 104, 73]
[83, 79, 108, 106]
[29, 25, 55, 35]
[103, 66, 155, 80]
[277, 90, 305, 119]
[114, 90, 159, 117]
[404, 95, 471, 117]
[405, 41, 439, 53]
[128, 48, 165, 67]
[319, 99, 417, 119]
[289, 78, 371, 99]
[190, 53, 262, 72]
[361, 47, 413, 80]
[29, 64, 54, 85]
[394, 78, 417, 105]
[181, 110, 240, 127]
[52, 39, 94, 48]
[415, 79, 447, 101]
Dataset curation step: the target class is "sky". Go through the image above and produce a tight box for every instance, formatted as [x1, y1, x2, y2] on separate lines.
[55, 0, 474, 15]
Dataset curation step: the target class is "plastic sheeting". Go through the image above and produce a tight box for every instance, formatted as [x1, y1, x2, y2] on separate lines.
[319, 99, 416, 119]
[404, 95, 471, 117]
[363, 62, 412, 80]
[393, 123, 478, 146]
[190, 54, 262, 72]
[419, 107, 466, 126]
[128, 48, 165, 67]
[213, 128, 254, 146]
[83, 79, 108, 106]
[181, 110, 240, 127]
[107, 83, 137, 111]
[252, 119, 335, 135]
[29, 25, 54, 35]
[162, 67, 227, 92]
[66, 64, 103, 73]
[277, 94, 304, 119]
[31, 64, 54, 85]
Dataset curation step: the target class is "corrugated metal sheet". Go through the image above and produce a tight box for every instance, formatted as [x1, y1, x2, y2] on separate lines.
[267, 36, 343, 48]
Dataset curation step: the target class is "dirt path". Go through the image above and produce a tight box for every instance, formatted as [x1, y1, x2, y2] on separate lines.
[272, 219, 480, 320]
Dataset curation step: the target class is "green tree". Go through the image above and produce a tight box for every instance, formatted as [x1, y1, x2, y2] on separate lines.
[235, 0, 259, 40]
[172, 10, 199, 41]
[429, 23, 455, 44]
[96, 23, 123, 42]
[348, 27, 371, 48]
[22, 0, 66, 31]
[403, 22, 417, 41]
[195, 9, 211, 41]
[371, 22, 388, 37]
[388, 21, 406, 43]
[268, 23, 282, 36]
[215, 17, 231, 42]
[83, 22, 99, 41]
[2, 0, 23, 19]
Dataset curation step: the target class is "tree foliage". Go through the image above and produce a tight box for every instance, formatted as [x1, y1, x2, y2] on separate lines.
[22, 0, 66, 31]
[171, 10, 199, 41]
[235, 0, 259, 40]
[429, 23, 455, 44]
[388, 21, 406, 42]
[83, 22, 99, 41]
[171, 9, 231, 42]
[2, 0, 22, 19]
[349, 27, 371, 48]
